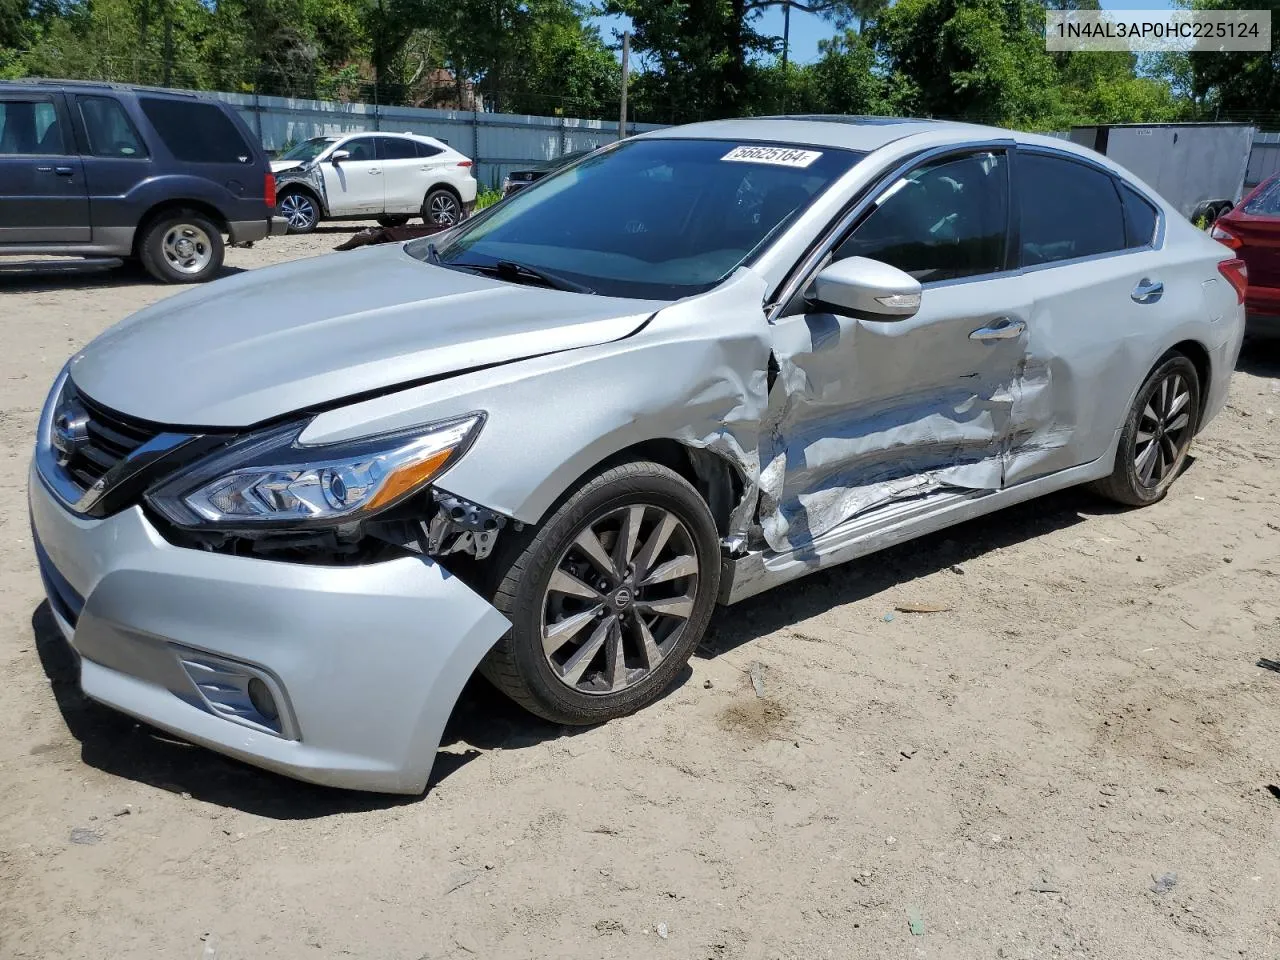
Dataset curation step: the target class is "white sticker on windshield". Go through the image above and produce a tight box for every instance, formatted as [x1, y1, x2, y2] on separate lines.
[721, 145, 823, 168]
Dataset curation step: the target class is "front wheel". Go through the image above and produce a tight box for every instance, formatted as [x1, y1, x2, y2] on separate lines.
[278, 190, 319, 234]
[1092, 353, 1201, 506]
[480, 461, 721, 725]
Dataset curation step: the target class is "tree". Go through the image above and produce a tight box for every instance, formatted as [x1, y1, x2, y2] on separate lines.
[1187, 0, 1279, 122]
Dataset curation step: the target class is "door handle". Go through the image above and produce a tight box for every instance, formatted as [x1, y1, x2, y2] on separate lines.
[969, 317, 1026, 341]
[54, 166, 73, 176]
[1131, 278, 1164, 303]
[369, 168, 382, 175]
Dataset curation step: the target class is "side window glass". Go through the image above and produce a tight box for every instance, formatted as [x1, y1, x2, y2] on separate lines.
[1019, 154, 1125, 265]
[0, 100, 64, 155]
[139, 98, 251, 163]
[377, 137, 417, 160]
[343, 138, 376, 162]
[1119, 184, 1158, 248]
[836, 151, 1009, 283]
[414, 140, 443, 159]
[78, 96, 147, 158]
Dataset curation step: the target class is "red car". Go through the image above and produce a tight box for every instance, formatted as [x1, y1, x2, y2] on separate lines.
[1213, 174, 1280, 335]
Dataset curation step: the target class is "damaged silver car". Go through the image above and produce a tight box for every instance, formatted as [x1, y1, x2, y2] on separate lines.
[29, 117, 1247, 793]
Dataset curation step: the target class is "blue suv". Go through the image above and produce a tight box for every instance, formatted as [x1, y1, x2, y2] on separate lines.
[0, 80, 284, 283]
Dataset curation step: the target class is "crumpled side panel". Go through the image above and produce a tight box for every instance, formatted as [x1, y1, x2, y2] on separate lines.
[275, 163, 329, 212]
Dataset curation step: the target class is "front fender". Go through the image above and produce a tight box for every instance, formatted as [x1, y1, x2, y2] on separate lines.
[299, 270, 774, 536]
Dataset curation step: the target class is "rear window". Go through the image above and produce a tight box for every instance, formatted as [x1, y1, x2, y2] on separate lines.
[1119, 183, 1158, 247]
[139, 97, 253, 164]
[1244, 178, 1280, 217]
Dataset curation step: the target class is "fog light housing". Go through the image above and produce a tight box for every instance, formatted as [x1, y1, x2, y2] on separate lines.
[247, 677, 278, 721]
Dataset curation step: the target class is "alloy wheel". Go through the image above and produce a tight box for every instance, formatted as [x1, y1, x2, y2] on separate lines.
[1135, 371, 1193, 487]
[280, 193, 317, 231]
[429, 193, 460, 225]
[540, 504, 700, 695]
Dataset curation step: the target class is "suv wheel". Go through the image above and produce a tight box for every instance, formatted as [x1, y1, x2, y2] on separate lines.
[480, 461, 721, 725]
[422, 188, 461, 226]
[138, 211, 225, 284]
[279, 190, 319, 234]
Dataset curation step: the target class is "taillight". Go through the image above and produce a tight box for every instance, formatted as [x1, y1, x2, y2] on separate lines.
[457, 160, 473, 168]
[1218, 257, 1248, 304]
[264, 172, 276, 208]
[1210, 223, 1241, 249]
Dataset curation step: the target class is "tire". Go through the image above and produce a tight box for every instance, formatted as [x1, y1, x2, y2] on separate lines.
[480, 460, 721, 725]
[1091, 353, 1201, 507]
[138, 210, 225, 284]
[377, 214, 411, 228]
[278, 189, 320, 234]
[422, 187, 462, 227]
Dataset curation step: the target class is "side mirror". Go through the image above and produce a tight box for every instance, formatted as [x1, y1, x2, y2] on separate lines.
[330, 149, 351, 164]
[805, 256, 922, 320]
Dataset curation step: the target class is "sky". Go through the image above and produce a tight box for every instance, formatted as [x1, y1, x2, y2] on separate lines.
[593, 0, 1177, 67]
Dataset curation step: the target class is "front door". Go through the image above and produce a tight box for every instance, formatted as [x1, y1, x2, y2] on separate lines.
[760, 148, 1031, 553]
[320, 136, 384, 216]
[0, 93, 89, 244]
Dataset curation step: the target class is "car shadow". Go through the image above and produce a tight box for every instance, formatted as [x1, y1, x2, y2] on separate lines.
[1236, 337, 1280, 377]
[0, 262, 247, 293]
[27, 481, 1131, 816]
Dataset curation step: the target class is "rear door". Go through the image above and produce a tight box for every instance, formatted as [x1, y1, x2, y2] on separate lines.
[1002, 148, 1181, 486]
[68, 93, 153, 245]
[0, 92, 89, 243]
[320, 135, 384, 215]
[377, 136, 431, 214]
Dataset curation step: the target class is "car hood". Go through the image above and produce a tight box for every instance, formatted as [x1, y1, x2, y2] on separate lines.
[68, 245, 664, 427]
[270, 159, 306, 174]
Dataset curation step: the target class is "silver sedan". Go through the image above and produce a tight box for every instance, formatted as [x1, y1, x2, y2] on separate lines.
[30, 116, 1246, 792]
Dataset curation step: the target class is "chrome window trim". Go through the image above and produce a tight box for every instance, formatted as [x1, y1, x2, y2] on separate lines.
[768, 137, 1171, 318]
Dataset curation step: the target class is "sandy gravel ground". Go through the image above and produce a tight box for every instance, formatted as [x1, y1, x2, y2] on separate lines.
[1, 232, 1279, 960]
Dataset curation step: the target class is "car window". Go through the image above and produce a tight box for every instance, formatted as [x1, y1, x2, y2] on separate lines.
[1243, 177, 1280, 217]
[376, 137, 417, 161]
[1019, 153, 1125, 266]
[341, 137, 377, 162]
[77, 96, 147, 158]
[835, 151, 1009, 283]
[1119, 183, 1158, 247]
[139, 97, 252, 164]
[416, 138, 863, 300]
[413, 140, 443, 159]
[0, 99, 64, 155]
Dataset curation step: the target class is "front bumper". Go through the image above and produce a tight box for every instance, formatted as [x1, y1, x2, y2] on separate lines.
[28, 462, 510, 794]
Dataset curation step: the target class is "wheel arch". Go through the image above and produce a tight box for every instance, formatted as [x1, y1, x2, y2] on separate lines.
[133, 200, 229, 254]
[1168, 338, 1212, 428]
[276, 181, 325, 215]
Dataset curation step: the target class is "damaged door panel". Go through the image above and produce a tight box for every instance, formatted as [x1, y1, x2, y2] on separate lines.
[756, 147, 1037, 553]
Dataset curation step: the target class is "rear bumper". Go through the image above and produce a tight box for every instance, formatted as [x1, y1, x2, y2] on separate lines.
[28, 461, 510, 794]
[227, 217, 288, 245]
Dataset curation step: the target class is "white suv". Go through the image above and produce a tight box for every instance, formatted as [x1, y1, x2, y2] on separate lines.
[271, 132, 478, 234]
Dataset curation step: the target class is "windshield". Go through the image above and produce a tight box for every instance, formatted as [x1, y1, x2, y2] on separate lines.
[410, 138, 863, 300]
[1244, 176, 1280, 217]
[280, 137, 339, 162]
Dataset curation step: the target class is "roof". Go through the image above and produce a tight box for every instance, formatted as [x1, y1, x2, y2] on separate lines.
[0, 78, 214, 99]
[635, 115, 988, 153]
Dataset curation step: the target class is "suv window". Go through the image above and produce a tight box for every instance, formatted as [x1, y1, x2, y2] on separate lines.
[139, 97, 251, 163]
[376, 137, 417, 161]
[414, 140, 443, 159]
[836, 151, 1009, 283]
[0, 100, 64, 155]
[78, 96, 147, 158]
[1019, 153, 1125, 265]
[1119, 183, 1158, 247]
[341, 137, 377, 162]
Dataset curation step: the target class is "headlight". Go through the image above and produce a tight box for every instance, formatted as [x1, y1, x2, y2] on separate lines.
[147, 413, 484, 530]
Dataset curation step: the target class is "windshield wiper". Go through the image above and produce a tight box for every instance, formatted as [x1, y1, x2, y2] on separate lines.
[465, 259, 594, 294]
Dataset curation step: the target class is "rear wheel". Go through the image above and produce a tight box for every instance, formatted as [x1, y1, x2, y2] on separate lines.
[480, 461, 721, 725]
[138, 211, 224, 284]
[422, 187, 461, 226]
[1092, 353, 1200, 506]
[278, 190, 319, 234]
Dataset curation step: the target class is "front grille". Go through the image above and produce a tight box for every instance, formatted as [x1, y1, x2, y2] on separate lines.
[57, 385, 162, 492]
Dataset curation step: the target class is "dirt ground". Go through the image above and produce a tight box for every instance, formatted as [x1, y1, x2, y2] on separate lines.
[1, 230, 1279, 960]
